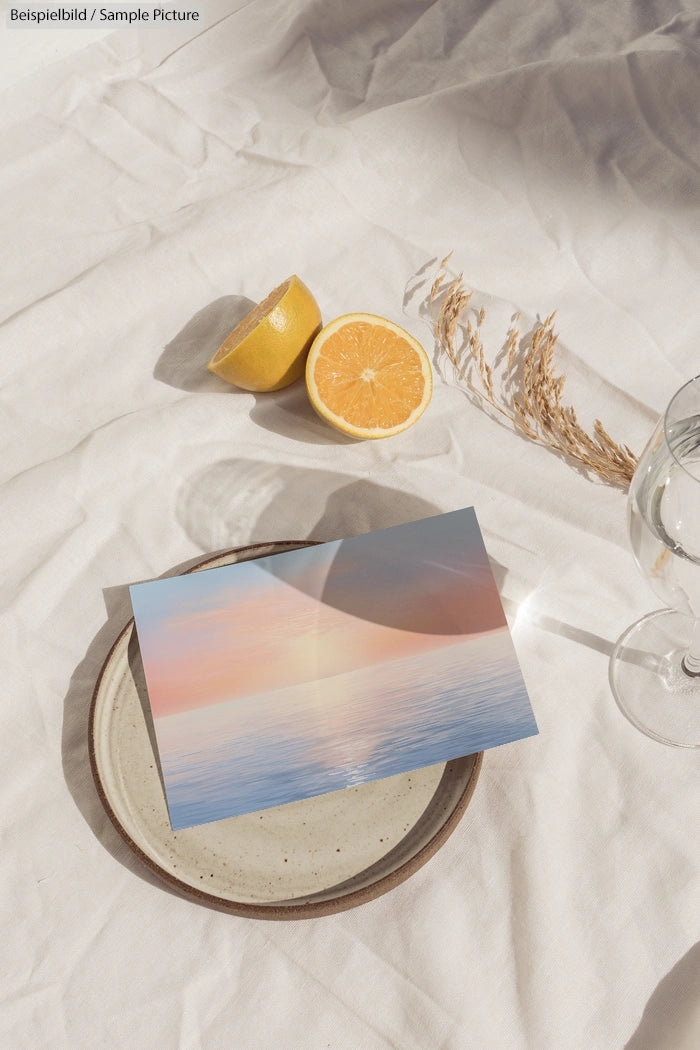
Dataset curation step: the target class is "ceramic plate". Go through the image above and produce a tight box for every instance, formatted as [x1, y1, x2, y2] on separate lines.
[89, 542, 483, 919]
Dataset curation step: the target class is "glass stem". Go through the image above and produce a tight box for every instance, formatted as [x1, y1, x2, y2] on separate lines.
[681, 620, 700, 678]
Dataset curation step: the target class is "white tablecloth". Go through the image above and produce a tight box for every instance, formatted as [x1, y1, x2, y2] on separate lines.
[2, 2, 699, 1047]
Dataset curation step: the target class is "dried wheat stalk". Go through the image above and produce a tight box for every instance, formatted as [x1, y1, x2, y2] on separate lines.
[430, 255, 638, 488]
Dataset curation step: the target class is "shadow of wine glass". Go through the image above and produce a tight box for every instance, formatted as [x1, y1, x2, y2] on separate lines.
[504, 594, 661, 672]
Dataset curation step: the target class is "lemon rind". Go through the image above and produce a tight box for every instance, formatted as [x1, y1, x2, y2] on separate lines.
[207, 275, 322, 392]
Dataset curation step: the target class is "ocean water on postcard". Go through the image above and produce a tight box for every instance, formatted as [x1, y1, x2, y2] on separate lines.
[156, 628, 537, 830]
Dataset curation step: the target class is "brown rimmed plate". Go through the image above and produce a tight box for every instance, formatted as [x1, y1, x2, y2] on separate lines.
[89, 542, 483, 919]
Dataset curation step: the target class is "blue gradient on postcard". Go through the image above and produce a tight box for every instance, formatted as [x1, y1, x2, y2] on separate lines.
[157, 630, 537, 830]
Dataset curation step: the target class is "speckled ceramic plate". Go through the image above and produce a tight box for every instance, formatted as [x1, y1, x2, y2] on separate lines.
[89, 542, 483, 919]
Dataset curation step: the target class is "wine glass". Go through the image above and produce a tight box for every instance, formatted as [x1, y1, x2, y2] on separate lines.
[609, 374, 700, 748]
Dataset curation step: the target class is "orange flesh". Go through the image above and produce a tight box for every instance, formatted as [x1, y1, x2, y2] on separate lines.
[312, 322, 426, 429]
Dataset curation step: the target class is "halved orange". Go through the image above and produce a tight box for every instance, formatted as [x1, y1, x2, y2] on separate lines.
[305, 313, 432, 439]
[207, 276, 322, 392]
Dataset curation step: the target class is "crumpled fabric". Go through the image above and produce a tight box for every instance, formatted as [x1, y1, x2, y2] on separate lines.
[2, 2, 699, 1048]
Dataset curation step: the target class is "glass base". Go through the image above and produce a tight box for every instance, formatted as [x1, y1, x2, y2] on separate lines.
[609, 610, 700, 748]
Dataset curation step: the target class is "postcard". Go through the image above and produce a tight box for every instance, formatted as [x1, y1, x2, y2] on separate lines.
[130, 508, 538, 830]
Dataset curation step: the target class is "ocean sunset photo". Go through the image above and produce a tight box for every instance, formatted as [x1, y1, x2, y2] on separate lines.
[130, 508, 538, 830]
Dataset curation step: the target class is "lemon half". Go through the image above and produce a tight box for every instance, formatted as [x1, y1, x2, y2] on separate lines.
[207, 276, 322, 392]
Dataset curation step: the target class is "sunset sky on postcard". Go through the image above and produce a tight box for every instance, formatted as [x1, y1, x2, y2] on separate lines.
[130, 508, 506, 720]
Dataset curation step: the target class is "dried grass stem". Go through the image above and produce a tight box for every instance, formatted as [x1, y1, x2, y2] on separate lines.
[430, 258, 638, 487]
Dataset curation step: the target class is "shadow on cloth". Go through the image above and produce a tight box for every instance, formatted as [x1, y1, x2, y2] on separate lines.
[155, 296, 356, 445]
[61, 473, 443, 899]
[60, 549, 221, 901]
[154, 295, 255, 392]
[248, 381, 358, 445]
[624, 942, 700, 1050]
[502, 595, 663, 676]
